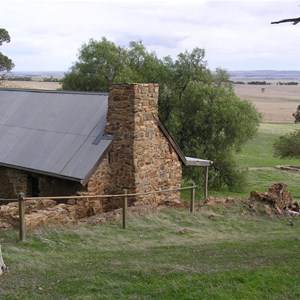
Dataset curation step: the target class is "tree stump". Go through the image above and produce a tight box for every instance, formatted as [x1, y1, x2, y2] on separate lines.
[0, 244, 8, 275]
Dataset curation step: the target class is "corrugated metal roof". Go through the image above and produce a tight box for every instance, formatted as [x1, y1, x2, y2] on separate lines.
[185, 157, 212, 167]
[0, 89, 112, 184]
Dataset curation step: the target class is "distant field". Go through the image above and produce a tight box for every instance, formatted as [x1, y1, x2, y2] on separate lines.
[1, 80, 61, 90]
[234, 83, 300, 123]
[2, 79, 300, 123]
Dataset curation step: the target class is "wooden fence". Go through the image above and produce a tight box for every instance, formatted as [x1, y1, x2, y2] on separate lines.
[0, 183, 198, 241]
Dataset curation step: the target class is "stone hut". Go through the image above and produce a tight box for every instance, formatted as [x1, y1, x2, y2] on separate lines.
[0, 84, 211, 214]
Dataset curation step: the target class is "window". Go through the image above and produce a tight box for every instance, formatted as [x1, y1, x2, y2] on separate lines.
[28, 175, 39, 197]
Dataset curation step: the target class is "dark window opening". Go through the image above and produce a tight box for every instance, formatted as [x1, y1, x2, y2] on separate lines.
[28, 175, 39, 197]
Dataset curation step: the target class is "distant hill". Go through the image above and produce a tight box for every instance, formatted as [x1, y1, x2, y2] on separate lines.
[229, 70, 300, 81]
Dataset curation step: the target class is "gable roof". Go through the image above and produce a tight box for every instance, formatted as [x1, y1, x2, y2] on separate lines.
[157, 120, 187, 164]
[0, 89, 113, 185]
[158, 120, 212, 167]
[0, 88, 211, 186]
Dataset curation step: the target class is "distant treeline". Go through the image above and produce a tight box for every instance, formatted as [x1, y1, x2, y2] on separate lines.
[4, 76, 62, 82]
[233, 81, 299, 85]
[247, 81, 271, 85]
[42, 76, 61, 82]
[276, 81, 298, 85]
[5, 76, 32, 81]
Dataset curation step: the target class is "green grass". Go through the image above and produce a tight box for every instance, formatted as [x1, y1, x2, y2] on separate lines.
[1, 122, 300, 299]
[183, 123, 300, 200]
[212, 123, 300, 199]
[1, 206, 300, 299]
[235, 123, 300, 168]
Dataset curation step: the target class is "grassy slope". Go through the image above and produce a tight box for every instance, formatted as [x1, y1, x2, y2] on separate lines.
[1, 206, 299, 299]
[1, 124, 300, 299]
[235, 123, 300, 200]
[184, 123, 300, 200]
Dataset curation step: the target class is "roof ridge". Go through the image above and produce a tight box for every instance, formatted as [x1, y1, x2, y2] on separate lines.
[0, 88, 108, 96]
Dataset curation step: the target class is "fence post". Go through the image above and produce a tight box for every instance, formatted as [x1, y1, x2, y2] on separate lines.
[204, 166, 209, 199]
[190, 181, 196, 213]
[18, 192, 25, 241]
[123, 189, 128, 229]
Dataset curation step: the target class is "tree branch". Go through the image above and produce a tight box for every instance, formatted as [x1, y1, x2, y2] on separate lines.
[271, 17, 300, 25]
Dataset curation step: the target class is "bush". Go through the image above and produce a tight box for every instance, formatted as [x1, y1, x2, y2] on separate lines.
[273, 129, 300, 159]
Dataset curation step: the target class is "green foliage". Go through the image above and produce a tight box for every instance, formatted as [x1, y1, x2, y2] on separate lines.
[62, 38, 261, 190]
[0, 28, 14, 78]
[62, 38, 126, 91]
[293, 104, 300, 123]
[274, 129, 300, 159]
[167, 72, 261, 191]
[232, 123, 300, 199]
[62, 38, 166, 91]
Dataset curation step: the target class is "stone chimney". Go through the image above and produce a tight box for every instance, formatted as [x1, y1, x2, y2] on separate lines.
[105, 83, 182, 205]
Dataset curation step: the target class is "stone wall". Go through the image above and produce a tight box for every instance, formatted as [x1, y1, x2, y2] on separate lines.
[0, 83, 183, 225]
[86, 155, 116, 211]
[37, 175, 84, 197]
[0, 167, 83, 199]
[102, 83, 182, 206]
[0, 168, 28, 198]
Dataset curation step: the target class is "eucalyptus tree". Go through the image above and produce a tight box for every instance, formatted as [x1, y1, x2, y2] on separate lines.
[165, 65, 261, 190]
[62, 38, 165, 91]
[0, 28, 14, 81]
[62, 38, 261, 191]
[62, 37, 127, 91]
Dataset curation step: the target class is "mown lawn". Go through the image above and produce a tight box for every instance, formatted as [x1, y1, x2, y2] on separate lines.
[1, 205, 300, 299]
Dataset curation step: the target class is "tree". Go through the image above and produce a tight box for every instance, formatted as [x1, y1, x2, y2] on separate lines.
[0, 28, 14, 81]
[274, 130, 300, 159]
[62, 38, 165, 92]
[293, 105, 300, 123]
[165, 68, 261, 190]
[62, 37, 127, 91]
[62, 38, 261, 191]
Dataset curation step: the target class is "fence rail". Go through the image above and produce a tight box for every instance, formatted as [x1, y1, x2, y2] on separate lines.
[1, 183, 198, 241]
[23, 185, 195, 201]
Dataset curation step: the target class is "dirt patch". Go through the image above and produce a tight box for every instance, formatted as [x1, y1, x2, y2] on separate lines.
[275, 165, 300, 172]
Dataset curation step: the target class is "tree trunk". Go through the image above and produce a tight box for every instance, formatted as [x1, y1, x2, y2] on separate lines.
[0, 244, 8, 275]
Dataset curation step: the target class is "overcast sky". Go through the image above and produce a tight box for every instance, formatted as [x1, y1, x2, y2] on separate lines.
[1, 0, 300, 72]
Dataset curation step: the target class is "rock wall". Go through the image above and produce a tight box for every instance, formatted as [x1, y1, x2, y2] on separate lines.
[0, 167, 83, 199]
[0, 83, 183, 227]
[0, 168, 28, 198]
[103, 83, 182, 206]
[37, 175, 84, 197]
[86, 156, 115, 211]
